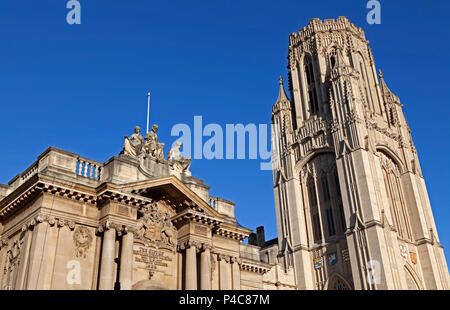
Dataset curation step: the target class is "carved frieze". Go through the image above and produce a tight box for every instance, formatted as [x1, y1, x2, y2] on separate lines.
[4, 238, 24, 277]
[73, 226, 93, 259]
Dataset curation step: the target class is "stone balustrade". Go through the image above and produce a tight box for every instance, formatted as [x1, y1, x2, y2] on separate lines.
[3, 147, 104, 193]
[209, 197, 217, 209]
[76, 158, 103, 180]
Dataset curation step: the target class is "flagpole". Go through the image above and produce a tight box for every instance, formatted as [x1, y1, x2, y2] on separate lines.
[147, 92, 150, 134]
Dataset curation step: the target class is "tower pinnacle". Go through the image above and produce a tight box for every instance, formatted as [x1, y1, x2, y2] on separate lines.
[276, 76, 290, 104]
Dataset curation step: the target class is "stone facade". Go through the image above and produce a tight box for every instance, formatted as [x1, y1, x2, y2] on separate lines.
[0, 127, 295, 290]
[272, 17, 450, 290]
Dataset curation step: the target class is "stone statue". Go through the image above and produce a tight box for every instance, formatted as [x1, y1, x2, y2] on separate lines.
[144, 124, 166, 161]
[168, 142, 191, 172]
[123, 126, 144, 158]
[161, 213, 176, 246]
[121, 125, 191, 173]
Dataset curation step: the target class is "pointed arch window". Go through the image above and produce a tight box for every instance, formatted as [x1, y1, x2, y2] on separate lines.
[304, 56, 319, 114]
[338, 203, 346, 233]
[329, 49, 337, 69]
[380, 152, 413, 241]
[308, 181, 317, 207]
[335, 174, 342, 198]
[326, 208, 336, 236]
[308, 180, 321, 243]
[321, 176, 331, 201]
[312, 213, 321, 242]
[329, 277, 351, 290]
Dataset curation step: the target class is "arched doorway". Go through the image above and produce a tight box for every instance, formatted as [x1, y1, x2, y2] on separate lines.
[326, 274, 352, 290]
[404, 265, 422, 290]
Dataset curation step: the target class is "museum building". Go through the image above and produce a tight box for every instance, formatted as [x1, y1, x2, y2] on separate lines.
[0, 125, 296, 290]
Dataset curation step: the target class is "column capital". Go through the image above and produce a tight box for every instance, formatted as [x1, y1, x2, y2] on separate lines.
[218, 254, 231, 263]
[201, 243, 213, 251]
[122, 225, 138, 235]
[97, 220, 127, 235]
[21, 214, 47, 231]
[178, 240, 202, 252]
[47, 216, 56, 227]
[21, 214, 79, 232]
[230, 256, 241, 265]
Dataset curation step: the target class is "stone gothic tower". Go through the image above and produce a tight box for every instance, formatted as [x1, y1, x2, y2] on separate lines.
[272, 17, 449, 290]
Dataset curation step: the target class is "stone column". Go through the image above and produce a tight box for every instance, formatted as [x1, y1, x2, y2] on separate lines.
[119, 229, 134, 290]
[185, 242, 197, 290]
[177, 251, 183, 290]
[0, 238, 8, 287]
[231, 257, 241, 290]
[211, 253, 219, 290]
[51, 222, 73, 290]
[219, 255, 232, 290]
[26, 218, 50, 289]
[200, 246, 211, 290]
[99, 224, 116, 290]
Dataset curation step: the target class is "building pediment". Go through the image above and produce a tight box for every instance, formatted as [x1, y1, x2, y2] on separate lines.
[115, 176, 226, 221]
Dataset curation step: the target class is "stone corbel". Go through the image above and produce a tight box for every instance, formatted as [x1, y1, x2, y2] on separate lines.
[35, 214, 45, 224]
[47, 216, 56, 227]
[57, 219, 66, 228]
[96, 225, 105, 235]
[0, 238, 8, 250]
[67, 221, 76, 231]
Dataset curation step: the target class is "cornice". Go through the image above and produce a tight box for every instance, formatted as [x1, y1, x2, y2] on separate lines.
[0, 174, 156, 221]
[213, 222, 252, 241]
[240, 259, 272, 274]
[172, 208, 222, 228]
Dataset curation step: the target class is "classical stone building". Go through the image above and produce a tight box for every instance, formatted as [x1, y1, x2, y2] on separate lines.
[272, 17, 450, 290]
[0, 126, 296, 290]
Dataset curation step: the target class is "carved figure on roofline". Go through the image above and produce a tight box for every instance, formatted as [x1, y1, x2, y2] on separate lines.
[144, 124, 166, 162]
[168, 142, 191, 172]
[122, 126, 144, 157]
[120, 125, 190, 172]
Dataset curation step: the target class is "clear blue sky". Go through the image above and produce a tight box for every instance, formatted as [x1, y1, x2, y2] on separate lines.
[1, 1, 449, 265]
